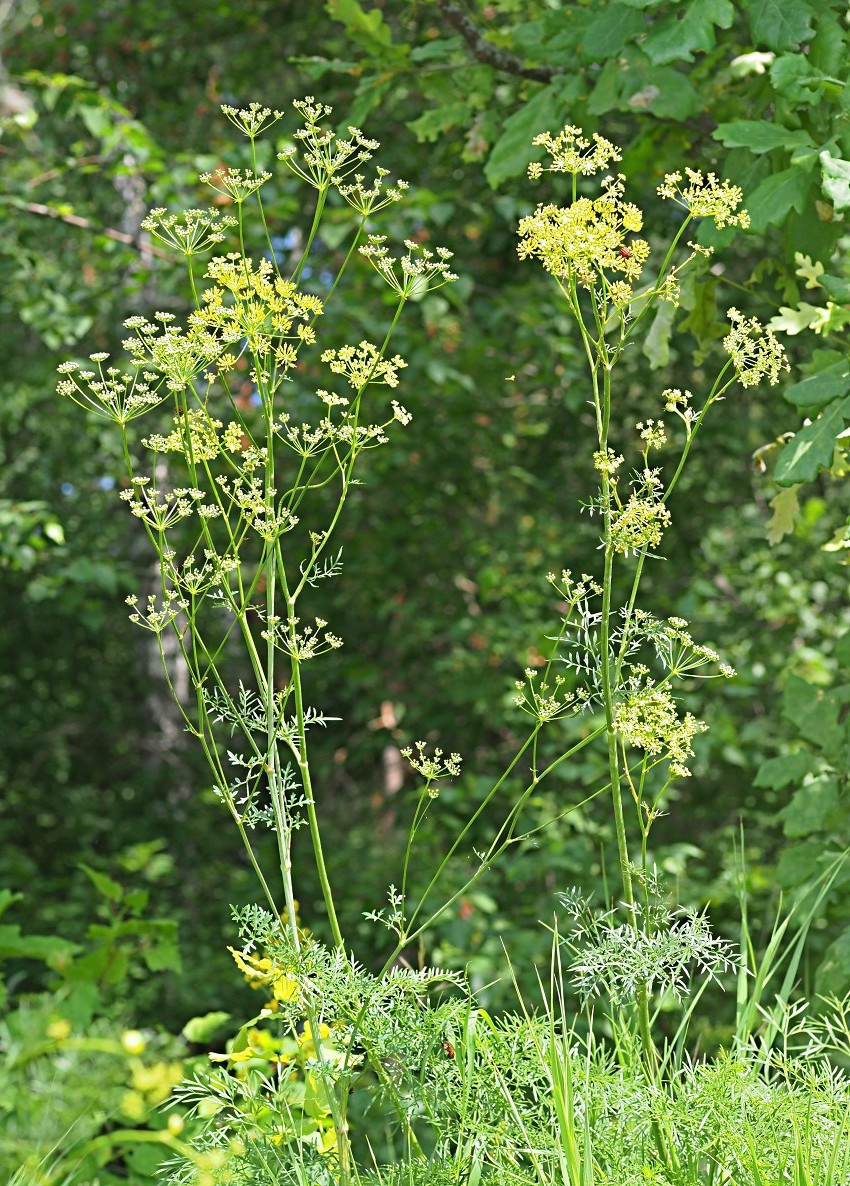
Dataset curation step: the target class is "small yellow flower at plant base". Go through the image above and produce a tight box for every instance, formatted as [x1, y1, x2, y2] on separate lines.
[47, 1018, 72, 1041]
[121, 1028, 146, 1055]
[167, 1112, 185, 1136]
[120, 1090, 148, 1122]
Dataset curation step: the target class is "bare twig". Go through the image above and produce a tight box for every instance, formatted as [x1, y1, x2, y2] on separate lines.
[18, 200, 170, 258]
[436, 0, 562, 83]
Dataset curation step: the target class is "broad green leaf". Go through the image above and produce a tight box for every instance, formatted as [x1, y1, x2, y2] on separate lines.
[183, 1011, 232, 1043]
[794, 252, 825, 289]
[643, 0, 734, 65]
[587, 58, 622, 116]
[817, 926, 850, 995]
[774, 395, 850, 485]
[746, 0, 815, 51]
[78, 102, 112, 140]
[821, 150, 850, 211]
[512, 10, 587, 61]
[768, 302, 834, 335]
[409, 37, 462, 64]
[746, 166, 812, 233]
[779, 776, 839, 838]
[809, 8, 847, 74]
[582, 4, 644, 59]
[408, 102, 471, 143]
[588, 55, 700, 119]
[754, 750, 815, 788]
[325, 0, 392, 48]
[836, 628, 850, 668]
[619, 65, 701, 119]
[676, 271, 720, 357]
[643, 300, 674, 369]
[782, 368, 850, 411]
[821, 274, 850, 301]
[770, 53, 820, 103]
[484, 78, 582, 187]
[776, 839, 832, 887]
[144, 938, 182, 972]
[782, 674, 845, 752]
[79, 862, 124, 902]
[0, 924, 81, 964]
[713, 120, 814, 154]
[765, 484, 800, 544]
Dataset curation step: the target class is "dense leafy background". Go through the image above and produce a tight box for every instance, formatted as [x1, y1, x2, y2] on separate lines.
[3, 0, 850, 1066]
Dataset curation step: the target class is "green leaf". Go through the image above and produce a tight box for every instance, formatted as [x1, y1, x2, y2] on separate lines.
[746, 0, 815, 51]
[774, 394, 850, 485]
[0, 924, 81, 965]
[816, 925, 850, 994]
[776, 839, 832, 887]
[795, 252, 825, 289]
[782, 367, 850, 412]
[78, 102, 112, 140]
[835, 629, 850, 668]
[765, 484, 800, 544]
[619, 65, 701, 119]
[820, 150, 850, 211]
[643, 301, 675, 369]
[713, 120, 815, 154]
[182, 1011, 232, 1043]
[79, 862, 124, 903]
[408, 102, 470, 143]
[325, 0, 392, 48]
[484, 78, 582, 187]
[779, 776, 839, 838]
[676, 270, 720, 356]
[0, 889, 21, 920]
[821, 274, 850, 301]
[770, 53, 820, 103]
[782, 674, 846, 752]
[587, 59, 622, 116]
[643, 0, 734, 65]
[754, 750, 815, 788]
[746, 167, 813, 233]
[582, 4, 644, 59]
[144, 938, 182, 972]
[768, 302, 834, 336]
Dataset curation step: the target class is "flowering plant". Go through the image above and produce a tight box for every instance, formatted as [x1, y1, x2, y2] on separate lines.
[57, 105, 850, 1186]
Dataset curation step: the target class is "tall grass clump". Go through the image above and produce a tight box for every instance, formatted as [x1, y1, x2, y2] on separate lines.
[55, 101, 850, 1185]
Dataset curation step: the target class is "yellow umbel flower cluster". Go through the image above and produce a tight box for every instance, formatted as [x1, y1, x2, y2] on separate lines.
[518, 175, 649, 298]
[194, 255, 322, 355]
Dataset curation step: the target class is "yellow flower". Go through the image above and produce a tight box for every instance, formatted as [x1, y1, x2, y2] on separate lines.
[657, 170, 749, 230]
[121, 1029, 146, 1055]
